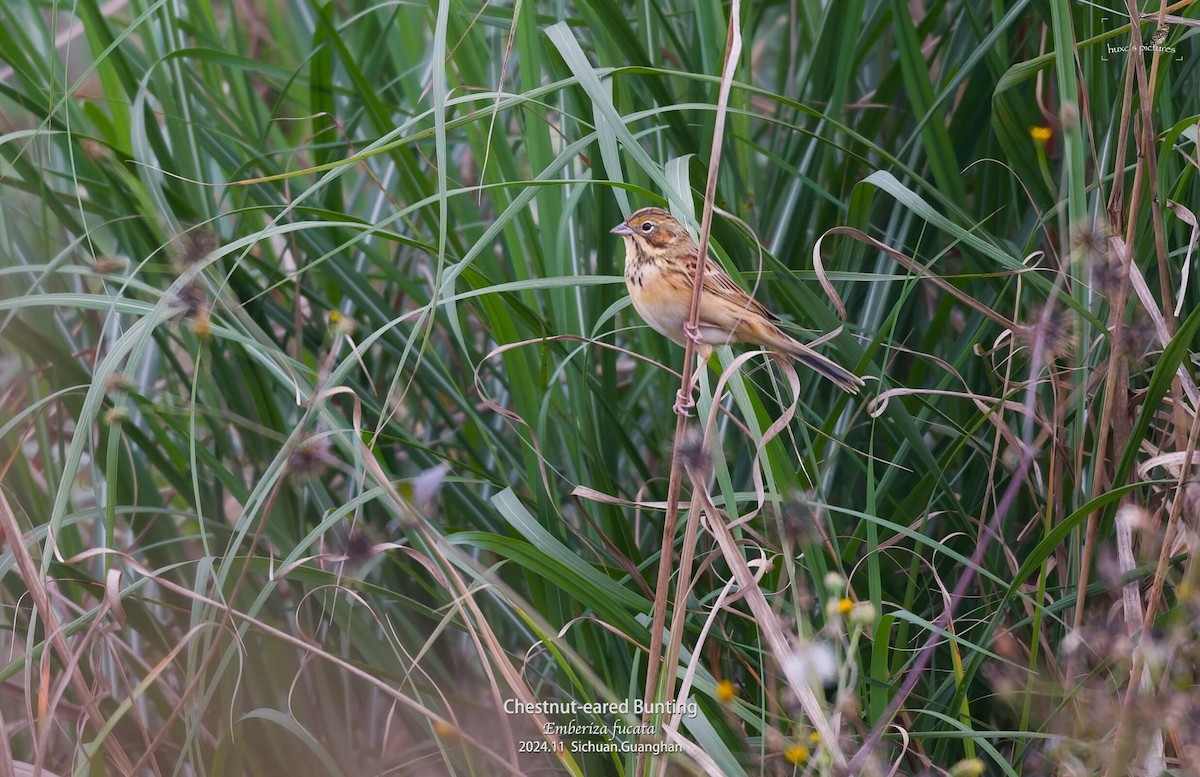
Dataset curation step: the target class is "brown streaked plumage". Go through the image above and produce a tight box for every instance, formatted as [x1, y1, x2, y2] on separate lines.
[611, 207, 862, 409]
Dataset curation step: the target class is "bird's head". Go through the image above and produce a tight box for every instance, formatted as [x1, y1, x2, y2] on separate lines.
[610, 207, 692, 255]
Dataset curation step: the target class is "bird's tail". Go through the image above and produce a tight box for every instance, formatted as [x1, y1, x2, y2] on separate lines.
[757, 325, 864, 394]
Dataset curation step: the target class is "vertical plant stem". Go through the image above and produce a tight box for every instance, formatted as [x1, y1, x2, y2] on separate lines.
[1073, 0, 1175, 676]
[639, 3, 742, 774]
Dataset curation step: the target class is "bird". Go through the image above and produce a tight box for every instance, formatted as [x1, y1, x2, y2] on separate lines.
[610, 206, 863, 414]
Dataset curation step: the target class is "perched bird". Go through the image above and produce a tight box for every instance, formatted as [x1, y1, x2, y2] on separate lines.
[611, 206, 862, 414]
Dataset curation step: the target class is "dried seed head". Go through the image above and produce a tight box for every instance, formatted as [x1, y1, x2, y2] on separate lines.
[1090, 259, 1125, 297]
[1077, 221, 1123, 296]
[674, 427, 711, 479]
[338, 528, 377, 565]
[176, 280, 208, 316]
[190, 308, 212, 340]
[1120, 316, 1157, 364]
[174, 225, 219, 268]
[105, 372, 133, 394]
[848, 601, 877, 628]
[92, 256, 127, 275]
[775, 491, 823, 545]
[287, 436, 332, 479]
[1072, 220, 1107, 261]
[1022, 305, 1073, 361]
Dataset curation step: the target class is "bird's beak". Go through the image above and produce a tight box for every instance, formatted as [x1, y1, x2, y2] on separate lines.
[610, 222, 634, 237]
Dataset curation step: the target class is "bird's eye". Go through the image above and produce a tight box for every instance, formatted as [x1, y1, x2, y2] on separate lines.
[640, 221, 653, 232]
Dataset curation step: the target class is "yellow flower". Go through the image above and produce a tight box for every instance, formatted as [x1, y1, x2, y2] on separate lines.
[783, 743, 810, 765]
[837, 598, 853, 616]
[716, 680, 735, 702]
[807, 730, 821, 745]
[950, 757, 986, 777]
[433, 719, 457, 738]
[328, 309, 357, 335]
[1030, 126, 1052, 144]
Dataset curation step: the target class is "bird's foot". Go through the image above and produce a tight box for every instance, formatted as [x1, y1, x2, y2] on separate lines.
[673, 387, 696, 417]
[682, 321, 703, 344]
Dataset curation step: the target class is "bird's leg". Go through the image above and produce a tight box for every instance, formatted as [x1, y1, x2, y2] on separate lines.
[682, 321, 703, 344]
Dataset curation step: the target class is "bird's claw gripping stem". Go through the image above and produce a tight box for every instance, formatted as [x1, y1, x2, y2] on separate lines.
[683, 321, 702, 344]
[673, 387, 696, 417]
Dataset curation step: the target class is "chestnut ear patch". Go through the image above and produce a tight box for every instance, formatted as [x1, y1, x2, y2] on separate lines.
[645, 226, 674, 247]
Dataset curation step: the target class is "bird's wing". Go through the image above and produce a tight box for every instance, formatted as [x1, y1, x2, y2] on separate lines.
[697, 257, 781, 329]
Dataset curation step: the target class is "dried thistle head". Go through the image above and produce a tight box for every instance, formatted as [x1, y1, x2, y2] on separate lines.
[337, 528, 377, 565]
[174, 225, 219, 268]
[1073, 220, 1108, 268]
[774, 490, 824, 545]
[1089, 250, 1123, 298]
[1120, 316, 1157, 365]
[287, 436, 333, 480]
[674, 427, 711, 479]
[1021, 305, 1073, 361]
[175, 280, 209, 316]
